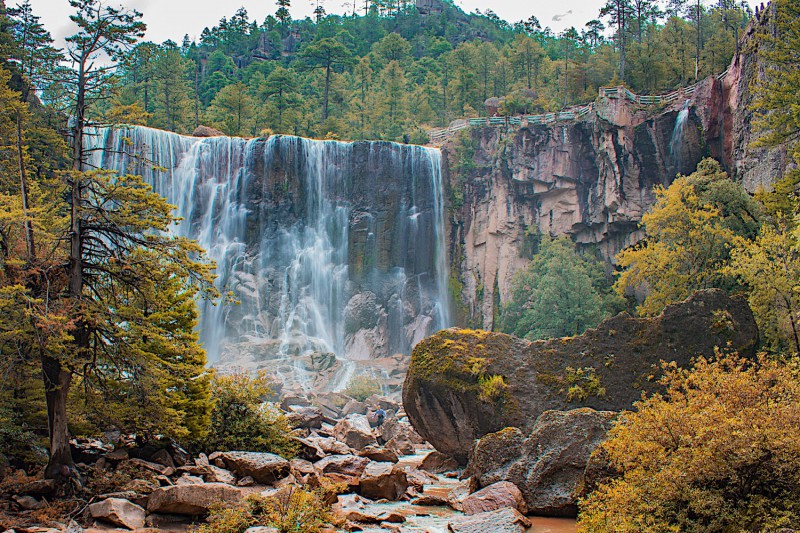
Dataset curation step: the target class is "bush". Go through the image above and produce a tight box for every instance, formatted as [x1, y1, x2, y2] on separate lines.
[197, 490, 333, 533]
[204, 372, 298, 458]
[578, 353, 800, 532]
[342, 373, 381, 402]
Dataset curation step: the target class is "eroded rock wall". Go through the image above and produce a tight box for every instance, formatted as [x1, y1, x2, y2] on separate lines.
[447, 102, 707, 328]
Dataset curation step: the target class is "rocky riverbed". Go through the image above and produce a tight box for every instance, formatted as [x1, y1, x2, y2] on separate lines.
[0, 390, 574, 533]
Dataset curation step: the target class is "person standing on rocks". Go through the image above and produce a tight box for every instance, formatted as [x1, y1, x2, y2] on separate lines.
[369, 408, 386, 428]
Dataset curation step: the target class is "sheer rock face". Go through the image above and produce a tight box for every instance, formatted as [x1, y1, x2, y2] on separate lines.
[447, 14, 789, 330]
[403, 289, 758, 464]
[447, 103, 706, 329]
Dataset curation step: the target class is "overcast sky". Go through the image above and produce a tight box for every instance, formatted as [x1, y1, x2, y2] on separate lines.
[33, 0, 615, 48]
[32, 0, 754, 50]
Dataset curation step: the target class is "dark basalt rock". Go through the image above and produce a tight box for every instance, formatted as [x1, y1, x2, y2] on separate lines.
[403, 289, 758, 463]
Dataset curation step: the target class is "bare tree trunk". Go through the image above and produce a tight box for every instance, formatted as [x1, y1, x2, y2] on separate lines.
[16, 111, 35, 261]
[323, 64, 331, 123]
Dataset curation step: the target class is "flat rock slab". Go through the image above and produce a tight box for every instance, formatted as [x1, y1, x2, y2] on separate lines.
[447, 507, 531, 533]
[220, 452, 290, 484]
[147, 483, 243, 515]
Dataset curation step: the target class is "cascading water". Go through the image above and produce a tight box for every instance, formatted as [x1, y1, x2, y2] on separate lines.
[86, 126, 450, 390]
[669, 100, 691, 174]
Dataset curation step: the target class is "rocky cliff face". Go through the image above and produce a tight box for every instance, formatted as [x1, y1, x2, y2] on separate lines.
[447, 99, 707, 328]
[447, 9, 790, 329]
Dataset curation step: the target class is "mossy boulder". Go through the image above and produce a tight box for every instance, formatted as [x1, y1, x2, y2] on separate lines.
[402, 289, 758, 463]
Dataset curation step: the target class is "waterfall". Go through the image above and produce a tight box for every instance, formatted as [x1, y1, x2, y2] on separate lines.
[86, 126, 450, 386]
[669, 100, 691, 175]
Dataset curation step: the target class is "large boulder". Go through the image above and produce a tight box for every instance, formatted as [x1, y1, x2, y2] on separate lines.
[358, 462, 408, 500]
[219, 452, 290, 484]
[147, 483, 243, 515]
[403, 290, 757, 462]
[468, 409, 616, 517]
[333, 415, 377, 450]
[88, 498, 146, 530]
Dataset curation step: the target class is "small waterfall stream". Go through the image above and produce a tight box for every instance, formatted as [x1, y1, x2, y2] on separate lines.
[669, 100, 691, 174]
[87, 126, 450, 388]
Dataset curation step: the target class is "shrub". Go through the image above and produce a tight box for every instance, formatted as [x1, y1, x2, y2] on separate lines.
[197, 490, 333, 533]
[578, 353, 800, 532]
[342, 373, 381, 402]
[477, 374, 507, 401]
[204, 372, 297, 458]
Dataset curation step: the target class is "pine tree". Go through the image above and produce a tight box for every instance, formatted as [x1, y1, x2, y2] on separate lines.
[299, 38, 355, 123]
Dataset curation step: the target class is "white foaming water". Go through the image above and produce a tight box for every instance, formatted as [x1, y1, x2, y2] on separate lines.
[86, 126, 451, 378]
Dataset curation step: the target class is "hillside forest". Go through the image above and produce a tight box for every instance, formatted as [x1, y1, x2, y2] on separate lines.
[26, 0, 750, 141]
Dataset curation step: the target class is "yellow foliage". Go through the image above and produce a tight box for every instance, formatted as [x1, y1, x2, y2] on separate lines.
[578, 353, 800, 532]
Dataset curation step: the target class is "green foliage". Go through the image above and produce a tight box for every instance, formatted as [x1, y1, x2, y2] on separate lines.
[31, 0, 749, 142]
[205, 372, 298, 458]
[500, 235, 622, 340]
[615, 159, 763, 316]
[342, 373, 381, 401]
[751, 0, 800, 186]
[197, 490, 333, 533]
[578, 353, 800, 532]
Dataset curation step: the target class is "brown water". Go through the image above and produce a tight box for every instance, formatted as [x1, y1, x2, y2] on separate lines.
[528, 517, 578, 532]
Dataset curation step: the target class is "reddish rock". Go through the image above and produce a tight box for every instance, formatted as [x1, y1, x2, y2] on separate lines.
[314, 454, 370, 478]
[333, 415, 377, 450]
[446, 507, 531, 533]
[358, 446, 398, 463]
[419, 451, 459, 474]
[192, 125, 224, 137]
[460, 481, 527, 515]
[220, 452, 290, 484]
[358, 462, 408, 501]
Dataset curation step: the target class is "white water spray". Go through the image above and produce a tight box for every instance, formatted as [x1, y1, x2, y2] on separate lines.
[87, 126, 451, 381]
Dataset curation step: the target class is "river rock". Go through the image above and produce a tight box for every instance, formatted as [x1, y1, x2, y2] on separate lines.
[342, 399, 368, 416]
[358, 462, 408, 501]
[446, 507, 531, 533]
[286, 406, 324, 429]
[419, 451, 459, 474]
[468, 408, 616, 517]
[358, 445, 399, 463]
[147, 483, 243, 515]
[314, 454, 370, 478]
[404, 289, 758, 463]
[460, 481, 526, 515]
[88, 498, 146, 530]
[192, 125, 224, 137]
[333, 415, 377, 450]
[292, 436, 326, 462]
[219, 452, 290, 484]
[306, 435, 352, 455]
